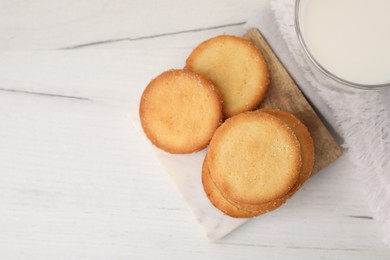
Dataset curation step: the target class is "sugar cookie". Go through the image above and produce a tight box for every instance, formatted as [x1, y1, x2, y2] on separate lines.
[208, 111, 301, 204]
[140, 69, 223, 154]
[186, 35, 269, 118]
[260, 108, 315, 197]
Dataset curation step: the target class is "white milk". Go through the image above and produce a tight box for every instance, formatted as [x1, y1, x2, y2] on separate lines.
[298, 0, 390, 85]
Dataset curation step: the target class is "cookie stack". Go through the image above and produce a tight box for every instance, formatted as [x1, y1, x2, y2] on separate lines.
[203, 109, 314, 218]
[139, 35, 314, 218]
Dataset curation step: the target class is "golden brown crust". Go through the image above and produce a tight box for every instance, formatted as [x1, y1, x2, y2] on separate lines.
[202, 154, 266, 218]
[226, 190, 287, 213]
[139, 69, 223, 154]
[259, 108, 315, 197]
[207, 111, 301, 205]
[224, 109, 315, 213]
[203, 154, 287, 218]
[185, 35, 269, 118]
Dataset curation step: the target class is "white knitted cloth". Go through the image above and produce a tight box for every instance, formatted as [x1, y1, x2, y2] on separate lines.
[246, 0, 390, 246]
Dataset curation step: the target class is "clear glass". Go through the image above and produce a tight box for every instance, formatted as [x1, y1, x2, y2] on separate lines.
[294, 0, 390, 90]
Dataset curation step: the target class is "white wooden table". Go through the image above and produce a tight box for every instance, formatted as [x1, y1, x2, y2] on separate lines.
[0, 0, 389, 259]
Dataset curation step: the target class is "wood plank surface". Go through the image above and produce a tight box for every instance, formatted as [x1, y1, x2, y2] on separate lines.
[0, 1, 389, 259]
[244, 28, 342, 173]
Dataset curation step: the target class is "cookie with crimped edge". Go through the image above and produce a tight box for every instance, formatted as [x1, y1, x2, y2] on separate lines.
[208, 111, 302, 205]
[139, 69, 223, 154]
[185, 35, 269, 118]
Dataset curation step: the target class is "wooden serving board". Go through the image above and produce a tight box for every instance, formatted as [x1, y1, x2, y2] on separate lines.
[244, 29, 342, 173]
[130, 29, 343, 241]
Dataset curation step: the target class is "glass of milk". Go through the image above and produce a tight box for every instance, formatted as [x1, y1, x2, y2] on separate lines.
[295, 0, 390, 90]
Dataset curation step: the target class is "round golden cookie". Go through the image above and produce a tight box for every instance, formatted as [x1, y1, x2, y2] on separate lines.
[185, 35, 269, 118]
[208, 111, 301, 205]
[202, 154, 283, 218]
[225, 109, 315, 212]
[139, 69, 223, 154]
[260, 108, 315, 197]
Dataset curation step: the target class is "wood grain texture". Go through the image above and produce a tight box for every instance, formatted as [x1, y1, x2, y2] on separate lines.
[0, 0, 263, 50]
[244, 28, 342, 173]
[0, 0, 389, 259]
